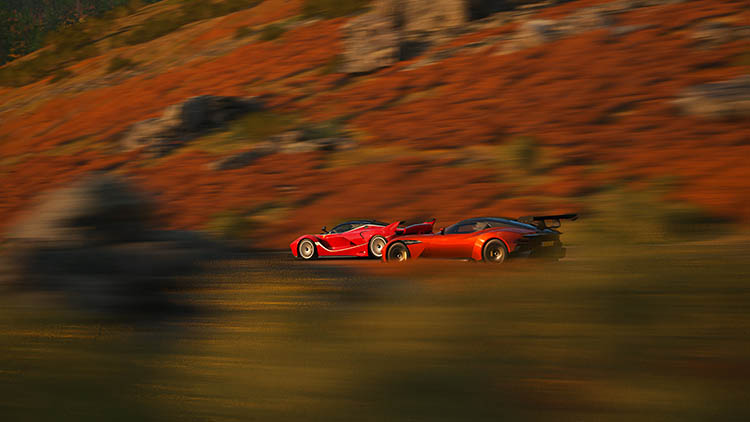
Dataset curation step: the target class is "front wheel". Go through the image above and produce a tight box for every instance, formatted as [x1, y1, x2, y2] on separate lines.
[482, 239, 508, 263]
[369, 236, 387, 258]
[386, 242, 410, 262]
[298, 239, 317, 260]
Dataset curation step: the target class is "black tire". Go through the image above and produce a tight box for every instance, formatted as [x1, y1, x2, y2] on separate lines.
[297, 239, 317, 260]
[386, 242, 410, 262]
[482, 239, 508, 264]
[368, 235, 387, 258]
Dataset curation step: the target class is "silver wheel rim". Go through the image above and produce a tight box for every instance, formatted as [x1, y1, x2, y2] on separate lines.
[486, 242, 505, 263]
[371, 237, 386, 257]
[299, 240, 315, 259]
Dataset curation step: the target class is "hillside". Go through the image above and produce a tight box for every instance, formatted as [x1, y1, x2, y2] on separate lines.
[0, 0, 748, 247]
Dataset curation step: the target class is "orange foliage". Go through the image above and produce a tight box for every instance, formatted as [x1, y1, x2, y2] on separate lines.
[190, 0, 302, 45]
[0, 0, 748, 246]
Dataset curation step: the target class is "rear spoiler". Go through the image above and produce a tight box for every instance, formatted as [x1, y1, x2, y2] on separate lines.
[389, 219, 436, 236]
[518, 214, 578, 230]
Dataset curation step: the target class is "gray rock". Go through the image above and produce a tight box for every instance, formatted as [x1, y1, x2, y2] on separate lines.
[342, 12, 401, 73]
[375, 0, 468, 32]
[121, 95, 263, 155]
[1, 173, 220, 314]
[7, 173, 152, 246]
[674, 75, 750, 119]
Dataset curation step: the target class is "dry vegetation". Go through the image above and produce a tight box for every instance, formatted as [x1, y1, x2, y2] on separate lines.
[0, 0, 748, 248]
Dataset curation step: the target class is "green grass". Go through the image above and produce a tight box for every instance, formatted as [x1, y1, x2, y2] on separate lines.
[319, 54, 343, 74]
[228, 111, 299, 140]
[0, 40, 99, 87]
[184, 111, 299, 153]
[122, 15, 184, 45]
[50, 68, 74, 83]
[233, 26, 256, 39]
[206, 209, 257, 240]
[0, 0, 261, 86]
[301, 0, 372, 18]
[2, 236, 750, 421]
[502, 135, 540, 172]
[565, 182, 731, 246]
[106, 55, 139, 73]
[258, 23, 287, 42]
[733, 49, 750, 67]
[123, 0, 261, 46]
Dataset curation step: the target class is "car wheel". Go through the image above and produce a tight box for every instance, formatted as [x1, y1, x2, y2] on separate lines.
[482, 239, 507, 264]
[298, 239, 317, 260]
[369, 236, 387, 258]
[386, 242, 410, 262]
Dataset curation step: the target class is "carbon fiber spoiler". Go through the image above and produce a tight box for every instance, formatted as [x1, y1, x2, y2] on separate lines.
[517, 214, 578, 230]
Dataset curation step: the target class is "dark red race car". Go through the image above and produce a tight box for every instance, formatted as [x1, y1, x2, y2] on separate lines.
[291, 219, 435, 260]
[383, 214, 577, 263]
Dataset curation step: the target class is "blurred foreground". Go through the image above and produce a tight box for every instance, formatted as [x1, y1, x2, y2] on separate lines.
[2, 236, 749, 421]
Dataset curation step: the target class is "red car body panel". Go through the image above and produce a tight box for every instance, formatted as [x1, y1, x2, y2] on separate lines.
[290, 220, 435, 258]
[383, 216, 575, 262]
[385, 228, 529, 261]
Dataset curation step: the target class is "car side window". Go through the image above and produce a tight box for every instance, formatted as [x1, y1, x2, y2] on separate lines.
[455, 223, 478, 233]
[331, 223, 353, 234]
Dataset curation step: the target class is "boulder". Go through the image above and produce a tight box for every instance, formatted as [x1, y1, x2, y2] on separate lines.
[121, 95, 263, 155]
[7, 173, 152, 246]
[374, 0, 468, 32]
[342, 12, 401, 74]
[673, 75, 750, 119]
[207, 142, 278, 171]
[1, 173, 220, 314]
[208, 131, 358, 170]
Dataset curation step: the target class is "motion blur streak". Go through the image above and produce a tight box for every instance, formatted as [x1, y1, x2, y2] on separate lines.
[0, 0, 749, 420]
[2, 241, 750, 421]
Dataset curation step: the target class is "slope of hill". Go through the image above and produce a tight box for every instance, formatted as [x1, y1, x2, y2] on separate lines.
[0, 0, 748, 247]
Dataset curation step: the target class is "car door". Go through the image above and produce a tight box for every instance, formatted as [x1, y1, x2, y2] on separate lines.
[341, 224, 371, 247]
[428, 222, 481, 258]
[321, 223, 354, 250]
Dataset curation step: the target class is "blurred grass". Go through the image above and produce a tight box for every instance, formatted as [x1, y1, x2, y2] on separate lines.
[0, 0, 262, 86]
[106, 55, 139, 73]
[229, 111, 298, 140]
[2, 236, 750, 421]
[301, 0, 372, 18]
[184, 111, 299, 153]
[567, 184, 730, 245]
[122, 0, 261, 45]
[258, 23, 287, 42]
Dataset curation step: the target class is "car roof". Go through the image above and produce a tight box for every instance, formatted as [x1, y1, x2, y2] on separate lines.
[454, 217, 538, 230]
[338, 219, 387, 226]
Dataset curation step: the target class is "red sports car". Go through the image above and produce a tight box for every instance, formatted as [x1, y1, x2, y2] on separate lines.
[383, 214, 577, 263]
[291, 219, 435, 260]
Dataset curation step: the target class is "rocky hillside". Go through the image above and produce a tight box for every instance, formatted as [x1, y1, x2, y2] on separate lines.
[0, 0, 748, 247]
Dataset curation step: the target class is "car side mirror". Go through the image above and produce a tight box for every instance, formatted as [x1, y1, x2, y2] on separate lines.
[439, 227, 445, 235]
[321, 226, 327, 233]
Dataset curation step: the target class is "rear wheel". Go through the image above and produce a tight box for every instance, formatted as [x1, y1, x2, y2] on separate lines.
[482, 239, 507, 264]
[369, 236, 387, 258]
[298, 239, 317, 260]
[386, 242, 410, 262]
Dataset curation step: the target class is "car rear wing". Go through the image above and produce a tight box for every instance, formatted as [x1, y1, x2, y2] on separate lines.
[518, 214, 578, 230]
[385, 219, 436, 236]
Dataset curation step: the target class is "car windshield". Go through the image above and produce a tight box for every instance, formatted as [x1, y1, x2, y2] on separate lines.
[444, 218, 537, 234]
[329, 220, 386, 234]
